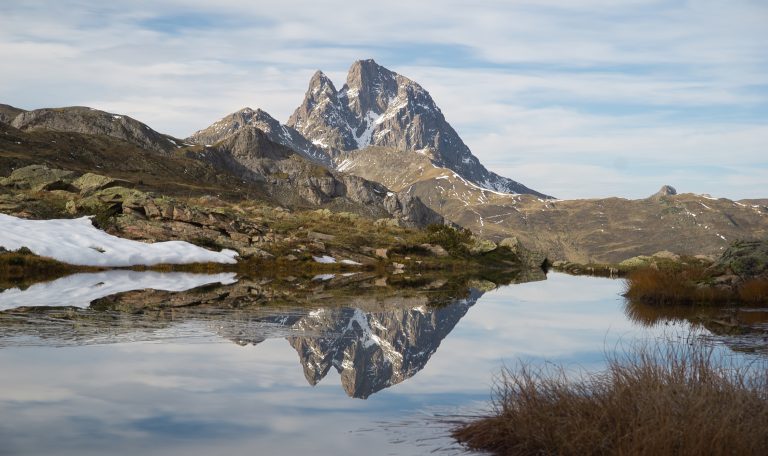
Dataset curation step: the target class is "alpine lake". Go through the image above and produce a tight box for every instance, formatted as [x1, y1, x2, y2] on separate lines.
[1, 268, 766, 456]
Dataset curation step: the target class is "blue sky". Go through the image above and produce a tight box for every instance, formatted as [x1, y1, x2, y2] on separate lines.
[0, 0, 766, 199]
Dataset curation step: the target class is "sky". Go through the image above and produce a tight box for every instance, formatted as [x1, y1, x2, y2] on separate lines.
[0, 0, 766, 200]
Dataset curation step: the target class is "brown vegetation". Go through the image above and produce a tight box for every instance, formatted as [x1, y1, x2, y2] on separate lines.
[0, 248, 99, 289]
[453, 343, 768, 456]
[623, 267, 730, 305]
[624, 267, 768, 306]
[739, 278, 768, 304]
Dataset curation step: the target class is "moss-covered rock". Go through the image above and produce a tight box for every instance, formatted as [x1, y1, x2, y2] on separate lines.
[469, 238, 497, 254]
[73, 173, 133, 195]
[500, 237, 547, 269]
[619, 255, 653, 268]
[0, 165, 77, 191]
[715, 240, 768, 279]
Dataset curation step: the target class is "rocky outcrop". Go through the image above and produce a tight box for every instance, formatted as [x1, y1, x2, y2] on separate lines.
[715, 239, 768, 279]
[649, 185, 678, 200]
[10, 106, 180, 153]
[0, 166, 270, 258]
[499, 237, 548, 269]
[0, 104, 25, 125]
[72, 186, 272, 258]
[194, 127, 443, 227]
[1, 165, 132, 196]
[72, 173, 133, 195]
[287, 59, 549, 197]
[0, 165, 77, 191]
[187, 107, 332, 167]
[287, 70, 358, 152]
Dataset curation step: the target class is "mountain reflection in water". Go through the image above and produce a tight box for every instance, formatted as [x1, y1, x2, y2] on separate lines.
[0, 269, 541, 398]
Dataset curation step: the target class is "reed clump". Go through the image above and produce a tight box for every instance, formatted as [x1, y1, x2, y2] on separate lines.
[453, 343, 768, 456]
[739, 277, 768, 304]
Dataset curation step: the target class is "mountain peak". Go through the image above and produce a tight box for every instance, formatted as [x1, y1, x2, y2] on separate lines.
[235, 107, 272, 120]
[342, 59, 399, 117]
[288, 60, 550, 197]
[309, 70, 337, 93]
[188, 107, 331, 166]
[346, 59, 391, 81]
[650, 185, 677, 199]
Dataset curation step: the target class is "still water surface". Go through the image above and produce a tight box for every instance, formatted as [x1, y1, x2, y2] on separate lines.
[0, 272, 758, 455]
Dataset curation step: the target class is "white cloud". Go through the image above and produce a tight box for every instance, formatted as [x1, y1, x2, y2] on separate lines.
[0, 0, 765, 198]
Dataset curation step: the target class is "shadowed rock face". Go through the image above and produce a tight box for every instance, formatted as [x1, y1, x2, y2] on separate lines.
[11, 107, 180, 153]
[193, 127, 443, 227]
[0, 104, 25, 125]
[287, 59, 548, 197]
[286, 290, 483, 399]
[187, 107, 332, 167]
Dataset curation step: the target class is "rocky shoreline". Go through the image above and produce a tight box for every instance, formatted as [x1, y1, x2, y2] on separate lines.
[0, 165, 548, 288]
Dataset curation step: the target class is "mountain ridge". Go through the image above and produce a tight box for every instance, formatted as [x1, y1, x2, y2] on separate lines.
[10, 106, 181, 154]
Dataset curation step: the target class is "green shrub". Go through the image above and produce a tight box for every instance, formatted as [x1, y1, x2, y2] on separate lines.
[424, 224, 472, 256]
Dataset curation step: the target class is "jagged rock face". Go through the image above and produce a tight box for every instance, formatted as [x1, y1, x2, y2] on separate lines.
[11, 107, 179, 153]
[287, 290, 482, 398]
[288, 59, 548, 197]
[287, 71, 359, 151]
[187, 107, 332, 167]
[194, 127, 442, 227]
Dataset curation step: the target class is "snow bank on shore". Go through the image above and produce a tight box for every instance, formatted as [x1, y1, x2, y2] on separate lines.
[0, 214, 238, 266]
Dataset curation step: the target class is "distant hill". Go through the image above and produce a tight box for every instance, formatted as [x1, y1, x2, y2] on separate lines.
[335, 147, 768, 262]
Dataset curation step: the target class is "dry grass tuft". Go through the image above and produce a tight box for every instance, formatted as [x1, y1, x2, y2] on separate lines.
[0, 249, 99, 289]
[453, 343, 768, 456]
[623, 267, 732, 305]
[739, 278, 768, 304]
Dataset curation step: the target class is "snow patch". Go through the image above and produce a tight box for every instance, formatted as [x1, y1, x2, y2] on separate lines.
[354, 111, 379, 149]
[0, 214, 238, 267]
[347, 308, 376, 348]
[336, 158, 353, 172]
[311, 139, 329, 149]
[312, 255, 337, 264]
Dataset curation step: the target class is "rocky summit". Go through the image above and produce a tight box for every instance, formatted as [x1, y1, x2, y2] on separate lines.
[287, 59, 548, 197]
[187, 107, 332, 168]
